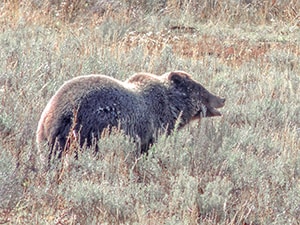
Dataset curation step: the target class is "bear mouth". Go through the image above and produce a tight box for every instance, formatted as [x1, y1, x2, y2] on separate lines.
[198, 103, 222, 117]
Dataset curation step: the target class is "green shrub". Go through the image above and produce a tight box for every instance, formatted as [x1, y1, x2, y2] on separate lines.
[0, 0, 299, 224]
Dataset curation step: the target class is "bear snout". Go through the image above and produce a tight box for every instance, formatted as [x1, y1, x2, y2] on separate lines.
[209, 96, 226, 109]
[219, 98, 226, 107]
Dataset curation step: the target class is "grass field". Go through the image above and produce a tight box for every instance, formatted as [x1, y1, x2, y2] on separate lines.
[0, 0, 299, 224]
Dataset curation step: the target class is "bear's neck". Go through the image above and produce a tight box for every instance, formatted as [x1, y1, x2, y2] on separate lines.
[167, 90, 194, 130]
[138, 84, 195, 133]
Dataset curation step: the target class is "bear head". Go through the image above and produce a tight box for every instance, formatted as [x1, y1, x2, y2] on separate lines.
[165, 71, 225, 119]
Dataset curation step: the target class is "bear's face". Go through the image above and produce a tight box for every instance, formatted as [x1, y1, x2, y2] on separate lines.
[167, 71, 225, 118]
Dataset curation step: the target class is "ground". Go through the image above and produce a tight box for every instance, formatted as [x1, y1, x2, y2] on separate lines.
[0, 1, 299, 224]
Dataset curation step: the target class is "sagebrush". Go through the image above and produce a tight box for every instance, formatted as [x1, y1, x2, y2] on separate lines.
[0, 0, 299, 224]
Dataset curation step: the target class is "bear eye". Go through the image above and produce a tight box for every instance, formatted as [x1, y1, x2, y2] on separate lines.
[174, 89, 187, 97]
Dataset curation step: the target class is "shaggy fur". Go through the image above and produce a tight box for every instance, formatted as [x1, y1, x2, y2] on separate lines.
[36, 71, 225, 160]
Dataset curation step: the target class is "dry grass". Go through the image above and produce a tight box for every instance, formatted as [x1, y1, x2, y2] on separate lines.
[0, 0, 299, 224]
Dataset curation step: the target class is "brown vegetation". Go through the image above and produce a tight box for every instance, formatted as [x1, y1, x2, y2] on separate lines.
[0, 0, 299, 224]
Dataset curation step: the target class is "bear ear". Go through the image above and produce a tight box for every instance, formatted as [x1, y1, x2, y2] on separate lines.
[168, 72, 185, 85]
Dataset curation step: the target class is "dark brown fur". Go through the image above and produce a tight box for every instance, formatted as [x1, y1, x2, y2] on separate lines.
[36, 71, 225, 160]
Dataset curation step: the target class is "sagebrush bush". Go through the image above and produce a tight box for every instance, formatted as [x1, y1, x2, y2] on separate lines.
[0, 0, 299, 224]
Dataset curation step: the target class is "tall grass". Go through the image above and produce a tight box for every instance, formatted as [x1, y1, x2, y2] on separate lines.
[0, 0, 299, 224]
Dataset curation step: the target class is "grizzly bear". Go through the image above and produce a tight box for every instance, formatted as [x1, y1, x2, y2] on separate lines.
[36, 71, 225, 161]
